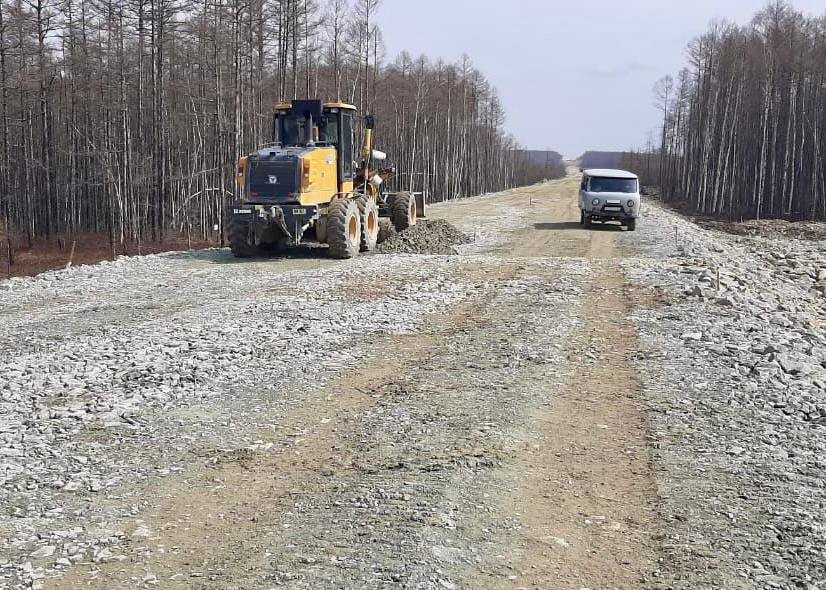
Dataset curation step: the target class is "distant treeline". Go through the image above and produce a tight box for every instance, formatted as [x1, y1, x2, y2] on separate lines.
[625, 2, 826, 221]
[513, 150, 566, 184]
[0, 0, 537, 253]
[579, 151, 637, 171]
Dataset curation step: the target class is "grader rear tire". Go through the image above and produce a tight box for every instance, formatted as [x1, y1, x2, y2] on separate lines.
[356, 196, 379, 252]
[388, 192, 417, 232]
[228, 217, 257, 258]
[327, 198, 361, 259]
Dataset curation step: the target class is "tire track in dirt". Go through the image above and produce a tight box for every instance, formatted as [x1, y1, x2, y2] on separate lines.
[434, 175, 660, 588]
[48, 261, 527, 589]
[468, 271, 659, 589]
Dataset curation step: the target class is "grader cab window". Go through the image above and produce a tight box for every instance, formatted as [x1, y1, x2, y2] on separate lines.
[277, 111, 343, 148]
[320, 116, 339, 145]
[278, 115, 307, 146]
[341, 113, 354, 181]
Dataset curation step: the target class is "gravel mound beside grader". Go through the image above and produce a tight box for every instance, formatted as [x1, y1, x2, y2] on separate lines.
[228, 100, 425, 258]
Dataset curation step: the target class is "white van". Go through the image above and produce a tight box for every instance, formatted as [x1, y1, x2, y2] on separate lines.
[579, 169, 640, 231]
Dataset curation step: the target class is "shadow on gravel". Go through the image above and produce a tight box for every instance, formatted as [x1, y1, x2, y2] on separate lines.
[534, 222, 625, 232]
[163, 245, 331, 264]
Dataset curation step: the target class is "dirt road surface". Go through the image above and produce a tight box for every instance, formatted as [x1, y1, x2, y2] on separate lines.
[3, 172, 825, 589]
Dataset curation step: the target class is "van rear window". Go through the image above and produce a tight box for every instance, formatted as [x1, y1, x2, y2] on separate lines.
[589, 177, 637, 193]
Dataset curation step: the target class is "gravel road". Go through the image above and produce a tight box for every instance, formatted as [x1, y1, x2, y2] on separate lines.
[1, 173, 824, 589]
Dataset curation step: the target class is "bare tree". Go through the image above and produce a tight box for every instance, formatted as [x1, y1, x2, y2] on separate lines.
[0, 0, 543, 267]
[625, 1, 826, 221]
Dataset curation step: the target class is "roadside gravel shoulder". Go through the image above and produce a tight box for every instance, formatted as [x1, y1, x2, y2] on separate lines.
[622, 201, 826, 589]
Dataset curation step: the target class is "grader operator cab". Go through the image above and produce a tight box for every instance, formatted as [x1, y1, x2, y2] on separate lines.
[229, 99, 424, 258]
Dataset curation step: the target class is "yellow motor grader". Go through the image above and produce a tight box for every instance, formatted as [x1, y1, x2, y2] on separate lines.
[229, 99, 424, 258]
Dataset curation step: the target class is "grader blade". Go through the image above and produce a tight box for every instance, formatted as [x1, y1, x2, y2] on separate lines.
[414, 192, 427, 219]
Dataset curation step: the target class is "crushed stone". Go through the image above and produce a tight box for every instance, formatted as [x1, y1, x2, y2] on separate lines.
[697, 218, 826, 241]
[375, 219, 472, 255]
[621, 201, 826, 588]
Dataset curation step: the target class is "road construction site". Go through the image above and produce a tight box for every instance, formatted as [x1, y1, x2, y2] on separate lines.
[2, 171, 825, 589]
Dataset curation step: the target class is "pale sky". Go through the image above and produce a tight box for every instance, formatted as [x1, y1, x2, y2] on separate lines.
[377, 0, 826, 158]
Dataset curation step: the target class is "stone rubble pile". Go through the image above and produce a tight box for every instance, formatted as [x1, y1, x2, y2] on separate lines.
[426, 188, 534, 255]
[622, 202, 826, 588]
[375, 219, 472, 255]
[699, 217, 826, 242]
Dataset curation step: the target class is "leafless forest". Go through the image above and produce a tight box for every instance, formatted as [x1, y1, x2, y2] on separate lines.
[625, 2, 826, 221]
[0, 0, 548, 255]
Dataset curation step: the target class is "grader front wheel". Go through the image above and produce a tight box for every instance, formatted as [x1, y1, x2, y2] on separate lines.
[327, 198, 362, 259]
[357, 197, 379, 252]
[388, 192, 417, 232]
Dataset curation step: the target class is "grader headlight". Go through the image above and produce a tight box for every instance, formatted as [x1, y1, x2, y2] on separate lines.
[237, 156, 248, 188]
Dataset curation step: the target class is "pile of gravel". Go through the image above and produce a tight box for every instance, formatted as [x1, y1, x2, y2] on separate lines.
[698, 218, 826, 241]
[375, 219, 472, 255]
